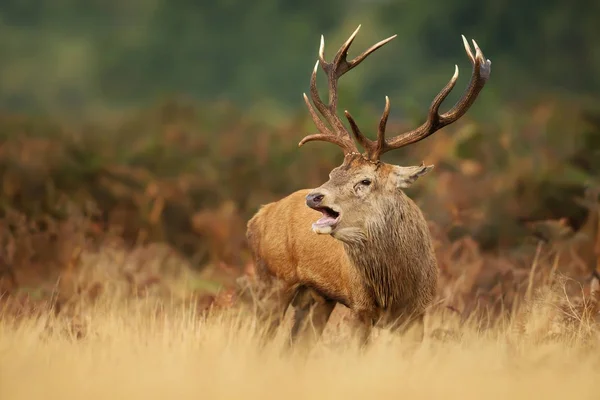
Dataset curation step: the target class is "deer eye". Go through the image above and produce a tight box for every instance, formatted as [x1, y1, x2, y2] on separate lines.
[360, 179, 371, 186]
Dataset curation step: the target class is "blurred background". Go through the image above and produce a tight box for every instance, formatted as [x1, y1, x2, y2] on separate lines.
[1, 0, 599, 317]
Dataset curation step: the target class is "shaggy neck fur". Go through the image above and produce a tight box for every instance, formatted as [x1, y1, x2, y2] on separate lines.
[338, 191, 437, 313]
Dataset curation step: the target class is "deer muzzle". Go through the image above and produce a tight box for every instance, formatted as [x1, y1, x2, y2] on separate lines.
[306, 191, 341, 235]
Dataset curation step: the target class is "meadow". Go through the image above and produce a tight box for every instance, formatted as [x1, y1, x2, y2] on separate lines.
[1, 274, 599, 400]
[2, 1, 600, 396]
[1, 94, 600, 398]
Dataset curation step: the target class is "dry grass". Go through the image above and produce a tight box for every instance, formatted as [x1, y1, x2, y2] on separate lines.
[1, 100, 599, 399]
[1, 215, 599, 400]
[1, 283, 599, 400]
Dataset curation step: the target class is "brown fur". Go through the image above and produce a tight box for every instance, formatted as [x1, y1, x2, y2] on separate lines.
[244, 28, 491, 348]
[246, 154, 438, 346]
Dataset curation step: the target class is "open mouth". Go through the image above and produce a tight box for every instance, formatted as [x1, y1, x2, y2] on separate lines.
[311, 206, 341, 234]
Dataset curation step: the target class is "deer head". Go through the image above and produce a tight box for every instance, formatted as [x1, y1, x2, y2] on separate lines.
[300, 26, 492, 240]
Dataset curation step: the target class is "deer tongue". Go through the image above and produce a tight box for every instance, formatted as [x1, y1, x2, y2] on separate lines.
[312, 208, 339, 235]
[315, 214, 337, 226]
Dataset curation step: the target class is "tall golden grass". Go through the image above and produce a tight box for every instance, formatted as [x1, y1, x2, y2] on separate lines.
[1, 275, 599, 400]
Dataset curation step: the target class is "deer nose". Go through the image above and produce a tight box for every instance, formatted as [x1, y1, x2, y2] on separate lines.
[306, 193, 324, 208]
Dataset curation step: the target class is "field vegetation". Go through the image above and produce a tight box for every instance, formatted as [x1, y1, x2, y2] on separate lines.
[1, 96, 600, 398]
[1, 0, 600, 397]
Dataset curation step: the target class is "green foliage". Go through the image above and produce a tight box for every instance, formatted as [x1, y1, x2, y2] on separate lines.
[0, 0, 598, 118]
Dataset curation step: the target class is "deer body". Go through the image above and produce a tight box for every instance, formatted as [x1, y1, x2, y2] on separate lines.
[248, 177, 438, 338]
[245, 26, 491, 346]
[248, 189, 357, 307]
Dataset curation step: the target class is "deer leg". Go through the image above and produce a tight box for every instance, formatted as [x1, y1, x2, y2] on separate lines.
[289, 286, 314, 341]
[289, 287, 336, 349]
[254, 277, 297, 344]
[390, 313, 425, 344]
[246, 258, 294, 342]
[353, 309, 377, 349]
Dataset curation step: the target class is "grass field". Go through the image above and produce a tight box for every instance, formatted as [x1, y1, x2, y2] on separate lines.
[1, 281, 599, 400]
[1, 99, 599, 399]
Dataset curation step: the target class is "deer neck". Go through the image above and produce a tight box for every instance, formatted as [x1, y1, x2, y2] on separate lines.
[337, 193, 430, 309]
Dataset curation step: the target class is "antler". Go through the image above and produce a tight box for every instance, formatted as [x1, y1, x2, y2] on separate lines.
[345, 35, 492, 161]
[298, 25, 397, 155]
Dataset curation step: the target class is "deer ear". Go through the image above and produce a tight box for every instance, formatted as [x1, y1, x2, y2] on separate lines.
[392, 164, 434, 188]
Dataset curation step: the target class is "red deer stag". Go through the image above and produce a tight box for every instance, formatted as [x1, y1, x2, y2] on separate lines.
[246, 25, 491, 347]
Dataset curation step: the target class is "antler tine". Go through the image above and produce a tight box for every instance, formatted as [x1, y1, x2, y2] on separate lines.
[299, 26, 397, 155]
[344, 110, 371, 152]
[371, 35, 491, 160]
[345, 96, 392, 160]
[343, 35, 397, 76]
[303, 64, 334, 138]
[300, 90, 355, 152]
[376, 96, 391, 158]
[322, 25, 397, 81]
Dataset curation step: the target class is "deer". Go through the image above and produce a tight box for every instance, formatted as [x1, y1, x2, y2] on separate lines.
[245, 25, 491, 348]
